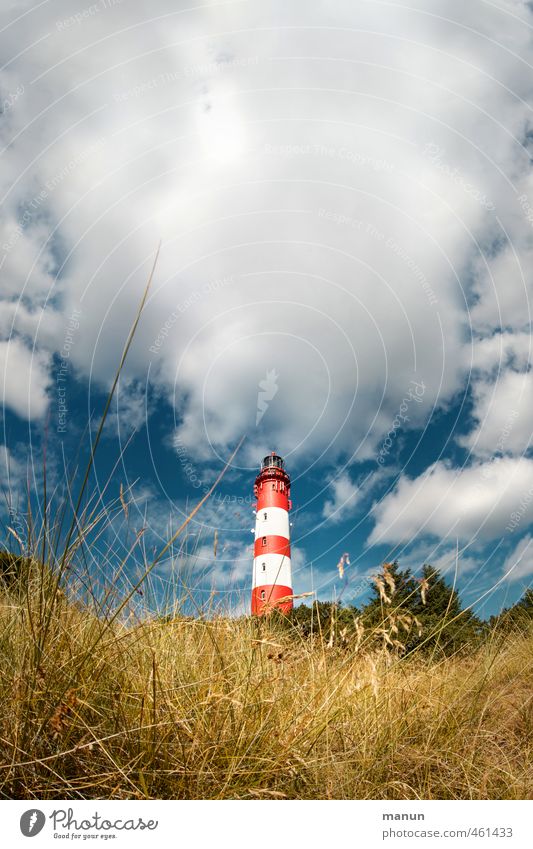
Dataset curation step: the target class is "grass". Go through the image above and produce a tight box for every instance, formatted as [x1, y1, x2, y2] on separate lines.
[1, 248, 530, 800]
[0, 562, 531, 800]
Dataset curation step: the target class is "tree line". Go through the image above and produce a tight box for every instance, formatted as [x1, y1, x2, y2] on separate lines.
[1, 551, 531, 655]
[288, 561, 533, 654]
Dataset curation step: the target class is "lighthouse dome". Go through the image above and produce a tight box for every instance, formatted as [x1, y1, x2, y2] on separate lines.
[261, 453, 284, 470]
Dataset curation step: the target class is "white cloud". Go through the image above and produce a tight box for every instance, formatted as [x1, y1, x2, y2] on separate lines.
[103, 378, 151, 438]
[369, 457, 533, 544]
[1, 0, 533, 479]
[0, 443, 26, 502]
[502, 535, 533, 582]
[164, 536, 307, 599]
[321, 464, 393, 524]
[470, 239, 533, 334]
[0, 338, 50, 420]
[399, 540, 480, 578]
[174, 541, 252, 590]
[322, 472, 361, 523]
[467, 332, 532, 375]
[459, 369, 533, 458]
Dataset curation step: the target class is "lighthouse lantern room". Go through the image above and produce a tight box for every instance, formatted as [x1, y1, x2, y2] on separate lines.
[251, 452, 293, 615]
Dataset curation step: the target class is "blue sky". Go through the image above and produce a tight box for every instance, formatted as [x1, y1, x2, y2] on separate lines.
[2, 366, 531, 619]
[2, 0, 533, 618]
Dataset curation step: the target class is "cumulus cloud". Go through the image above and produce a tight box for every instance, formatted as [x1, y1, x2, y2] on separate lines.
[459, 370, 533, 459]
[399, 540, 481, 578]
[322, 472, 361, 523]
[0, 338, 50, 420]
[321, 464, 393, 525]
[466, 332, 532, 375]
[2, 0, 533, 598]
[369, 457, 533, 545]
[502, 535, 533, 582]
[1, 0, 531, 466]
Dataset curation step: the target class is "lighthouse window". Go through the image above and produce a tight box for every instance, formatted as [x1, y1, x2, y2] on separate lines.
[262, 537, 267, 546]
[260, 590, 266, 600]
[263, 512, 267, 520]
[262, 562, 266, 571]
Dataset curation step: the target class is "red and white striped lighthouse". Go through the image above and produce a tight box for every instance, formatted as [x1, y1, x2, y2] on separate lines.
[251, 452, 293, 615]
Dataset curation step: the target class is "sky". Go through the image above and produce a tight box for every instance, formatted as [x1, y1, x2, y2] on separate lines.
[1, 0, 533, 617]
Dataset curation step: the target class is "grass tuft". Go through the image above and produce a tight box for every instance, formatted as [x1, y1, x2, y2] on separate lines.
[0, 563, 531, 800]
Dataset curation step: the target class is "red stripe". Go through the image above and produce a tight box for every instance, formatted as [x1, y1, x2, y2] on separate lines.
[251, 584, 293, 615]
[254, 535, 290, 558]
[256, 489, 290, 510]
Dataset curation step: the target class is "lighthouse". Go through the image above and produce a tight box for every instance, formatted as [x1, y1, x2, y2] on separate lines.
[251, 452, 293, 615]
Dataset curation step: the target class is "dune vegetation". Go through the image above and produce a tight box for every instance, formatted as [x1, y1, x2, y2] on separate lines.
[0, 549, 531, 800]
[1, 262, 531, 801]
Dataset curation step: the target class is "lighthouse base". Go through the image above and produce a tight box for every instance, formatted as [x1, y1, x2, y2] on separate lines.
[251, 584, 293, 616]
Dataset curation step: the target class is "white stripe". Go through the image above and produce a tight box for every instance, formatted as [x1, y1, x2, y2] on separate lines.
[253, 553, 292, 589]
[254, 506, 289, 541]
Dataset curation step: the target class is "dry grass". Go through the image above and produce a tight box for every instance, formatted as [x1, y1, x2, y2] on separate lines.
[1, 252, 531, 799]
[1, 566, 531, 800]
